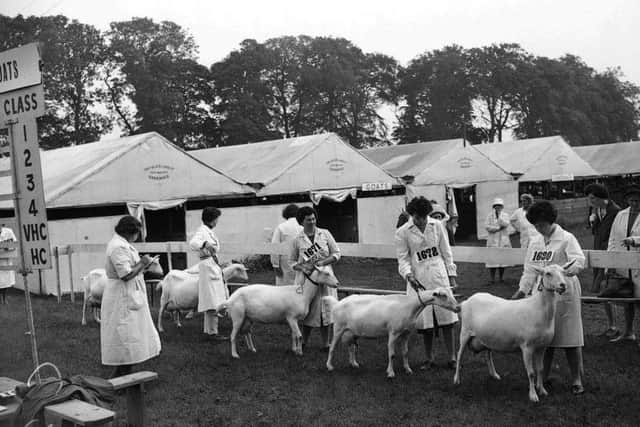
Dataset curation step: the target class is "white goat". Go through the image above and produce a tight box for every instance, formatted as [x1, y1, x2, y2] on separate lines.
[81, 260, 164, 325]
[156, 263, 248, 332]
[216, 261, 339, 359]
[323, 287, 459, 378]
[453, 262, 573, 402]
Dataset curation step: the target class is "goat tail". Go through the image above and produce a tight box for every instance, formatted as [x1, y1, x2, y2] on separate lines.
[216, 301, 229, 318]
[322, 295, 339, 313]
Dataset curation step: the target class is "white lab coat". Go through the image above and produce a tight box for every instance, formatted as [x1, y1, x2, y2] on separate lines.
[518, 225, 585, 347]
[485, 210, 512, 268]
[396, 217, 458, 329]
[189, 224, 228, 312]
[101, 234, 161, 365]
[510, 208, 537, 249]
[0, 227, 16, 288]
[289, 228, 340, 327]
[271, 218, 303, 286]
[607, 208, 640, 296]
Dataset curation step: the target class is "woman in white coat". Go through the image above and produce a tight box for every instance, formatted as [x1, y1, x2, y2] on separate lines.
[271, 204, 303, 286]
[485, 198, 512, 285]
[189, 207, 228, 339]
[606, 185, 640, 342]
[101, 216, 161, 378]
[396, 197, 458, 369]
[512, 201, 585, 395]
[289, 206, 341, 349]
[0, 225, 16, 304]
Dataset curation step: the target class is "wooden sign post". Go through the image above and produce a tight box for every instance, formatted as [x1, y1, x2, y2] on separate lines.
[1, 42, 48, 375]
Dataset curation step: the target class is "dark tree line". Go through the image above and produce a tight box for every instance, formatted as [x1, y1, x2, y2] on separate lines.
[1, 14, 638, 149]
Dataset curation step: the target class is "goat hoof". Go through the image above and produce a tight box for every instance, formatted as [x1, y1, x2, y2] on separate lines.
[491, 373, 501, 380]
[529, 393, 540, 403]
[327, 364, 334, 372]
[453, 376, 460, 385]
[350, 362, 360, 369]
[404, 367, 413, 375]
[231, 354, 240, 359]
[386, 372, 395, 379]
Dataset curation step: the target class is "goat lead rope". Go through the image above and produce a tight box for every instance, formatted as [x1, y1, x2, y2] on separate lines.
[412, 279, 428, 307]
[303, 272, 338, 288]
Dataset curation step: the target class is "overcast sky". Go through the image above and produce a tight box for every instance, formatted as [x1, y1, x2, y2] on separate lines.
[4, 0, 640, 84]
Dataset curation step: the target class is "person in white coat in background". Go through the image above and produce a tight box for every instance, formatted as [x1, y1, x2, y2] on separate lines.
[512, 201, 585, 395]
[271, 204, 303, 286]
[101, 216, 161, 378]
[510, 193, 536, 249]
[189, 207, 228, 340]
[396, 196, 458, 369]
[485, 198, 512, 285]
[606, 185, 640, 343]
[0, 224, 17, 304]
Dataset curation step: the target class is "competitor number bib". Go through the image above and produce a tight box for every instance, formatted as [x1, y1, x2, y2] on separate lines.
[531, 250, 554, 262]
[416, 246, 439, 262]
[303, 242, 322, 261]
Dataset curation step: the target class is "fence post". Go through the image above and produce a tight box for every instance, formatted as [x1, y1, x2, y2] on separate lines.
[38, 270, 43, 295]
[54, 246, 61, 303]
[166, 243, 173, 271]
[67, 247, 75, 303]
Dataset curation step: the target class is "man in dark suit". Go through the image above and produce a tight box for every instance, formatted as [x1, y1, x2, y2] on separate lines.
[586, 183, 621, 337]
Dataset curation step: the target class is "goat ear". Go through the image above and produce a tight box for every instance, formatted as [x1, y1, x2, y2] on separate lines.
[530, 264, 544, 275]
[562, 259, 576, 271]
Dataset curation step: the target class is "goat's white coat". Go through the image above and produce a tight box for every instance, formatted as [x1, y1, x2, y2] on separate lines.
[156, 263, 248, 332]
[324, 287, 459, 378]
[216, 263, 339, 358]
[453, 263, 572, 402]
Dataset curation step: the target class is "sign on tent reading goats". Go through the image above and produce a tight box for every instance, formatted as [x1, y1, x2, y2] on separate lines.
[0, 43, 41, 94]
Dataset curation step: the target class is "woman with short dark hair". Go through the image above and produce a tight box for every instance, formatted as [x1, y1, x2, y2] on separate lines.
[189, 207, 228, 339]
[101, 215, 161, 377]
[513, 201, 585, 395]
[289, 206, 341, 349]
[396, 196, 459, 369]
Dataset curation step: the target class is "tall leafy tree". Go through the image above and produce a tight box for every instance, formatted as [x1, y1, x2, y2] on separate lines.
[108, 18, 215, 147]
[467, 43, 532, 143]
[394, 45, 474, 144]
[0, 15, 112, 148]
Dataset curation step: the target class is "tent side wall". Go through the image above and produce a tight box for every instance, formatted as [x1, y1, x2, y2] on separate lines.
[357, 195, 406, 244]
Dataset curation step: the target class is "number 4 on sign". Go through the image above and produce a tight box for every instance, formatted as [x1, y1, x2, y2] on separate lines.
[28, 200, 38, 216]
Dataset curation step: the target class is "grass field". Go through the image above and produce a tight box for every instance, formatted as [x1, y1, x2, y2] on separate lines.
[2, 229, 640, 426]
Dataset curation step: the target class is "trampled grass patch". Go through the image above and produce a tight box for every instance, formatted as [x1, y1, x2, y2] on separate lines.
[2, 249, 640, 426]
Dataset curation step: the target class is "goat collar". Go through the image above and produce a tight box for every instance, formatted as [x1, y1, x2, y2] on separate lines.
[415, 291, 429, 307]
[303, 271, 338, 288]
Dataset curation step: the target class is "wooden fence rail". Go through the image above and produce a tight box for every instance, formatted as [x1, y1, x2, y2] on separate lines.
[41, 241, 640, 302]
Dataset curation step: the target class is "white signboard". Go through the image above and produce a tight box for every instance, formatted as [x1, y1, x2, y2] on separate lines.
[0, 84, 45, 123]
[361, 182, 393, 192]
[12, 119, 50, 269]
[0, 43, 41, 94]
[551, 173, 574, 182]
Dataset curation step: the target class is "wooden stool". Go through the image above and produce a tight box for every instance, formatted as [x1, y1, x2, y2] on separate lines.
[44, 399, 114, 426]
[107, 371, 158, 427]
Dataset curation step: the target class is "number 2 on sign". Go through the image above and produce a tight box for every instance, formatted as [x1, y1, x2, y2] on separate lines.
[24, 149, 32, 167]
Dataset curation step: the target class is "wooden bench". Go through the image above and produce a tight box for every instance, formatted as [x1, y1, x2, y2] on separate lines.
[107, 371, 158, 427]
[581, 296, 640, 304]
[43, 399, 115, 427]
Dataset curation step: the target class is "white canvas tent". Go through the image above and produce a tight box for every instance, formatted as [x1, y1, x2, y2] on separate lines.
[473, 136, 599, 182]
[0, 132, 254, 295]
[410, 145, 517, 239]
[574, 141, 640, 176]
[192, 133, 405, 244]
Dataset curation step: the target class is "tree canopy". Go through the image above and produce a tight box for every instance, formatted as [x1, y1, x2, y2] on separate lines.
[0, 14, 638, 149]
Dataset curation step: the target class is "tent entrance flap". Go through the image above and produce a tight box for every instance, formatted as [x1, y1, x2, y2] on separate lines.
[453, 186, 477, 240]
